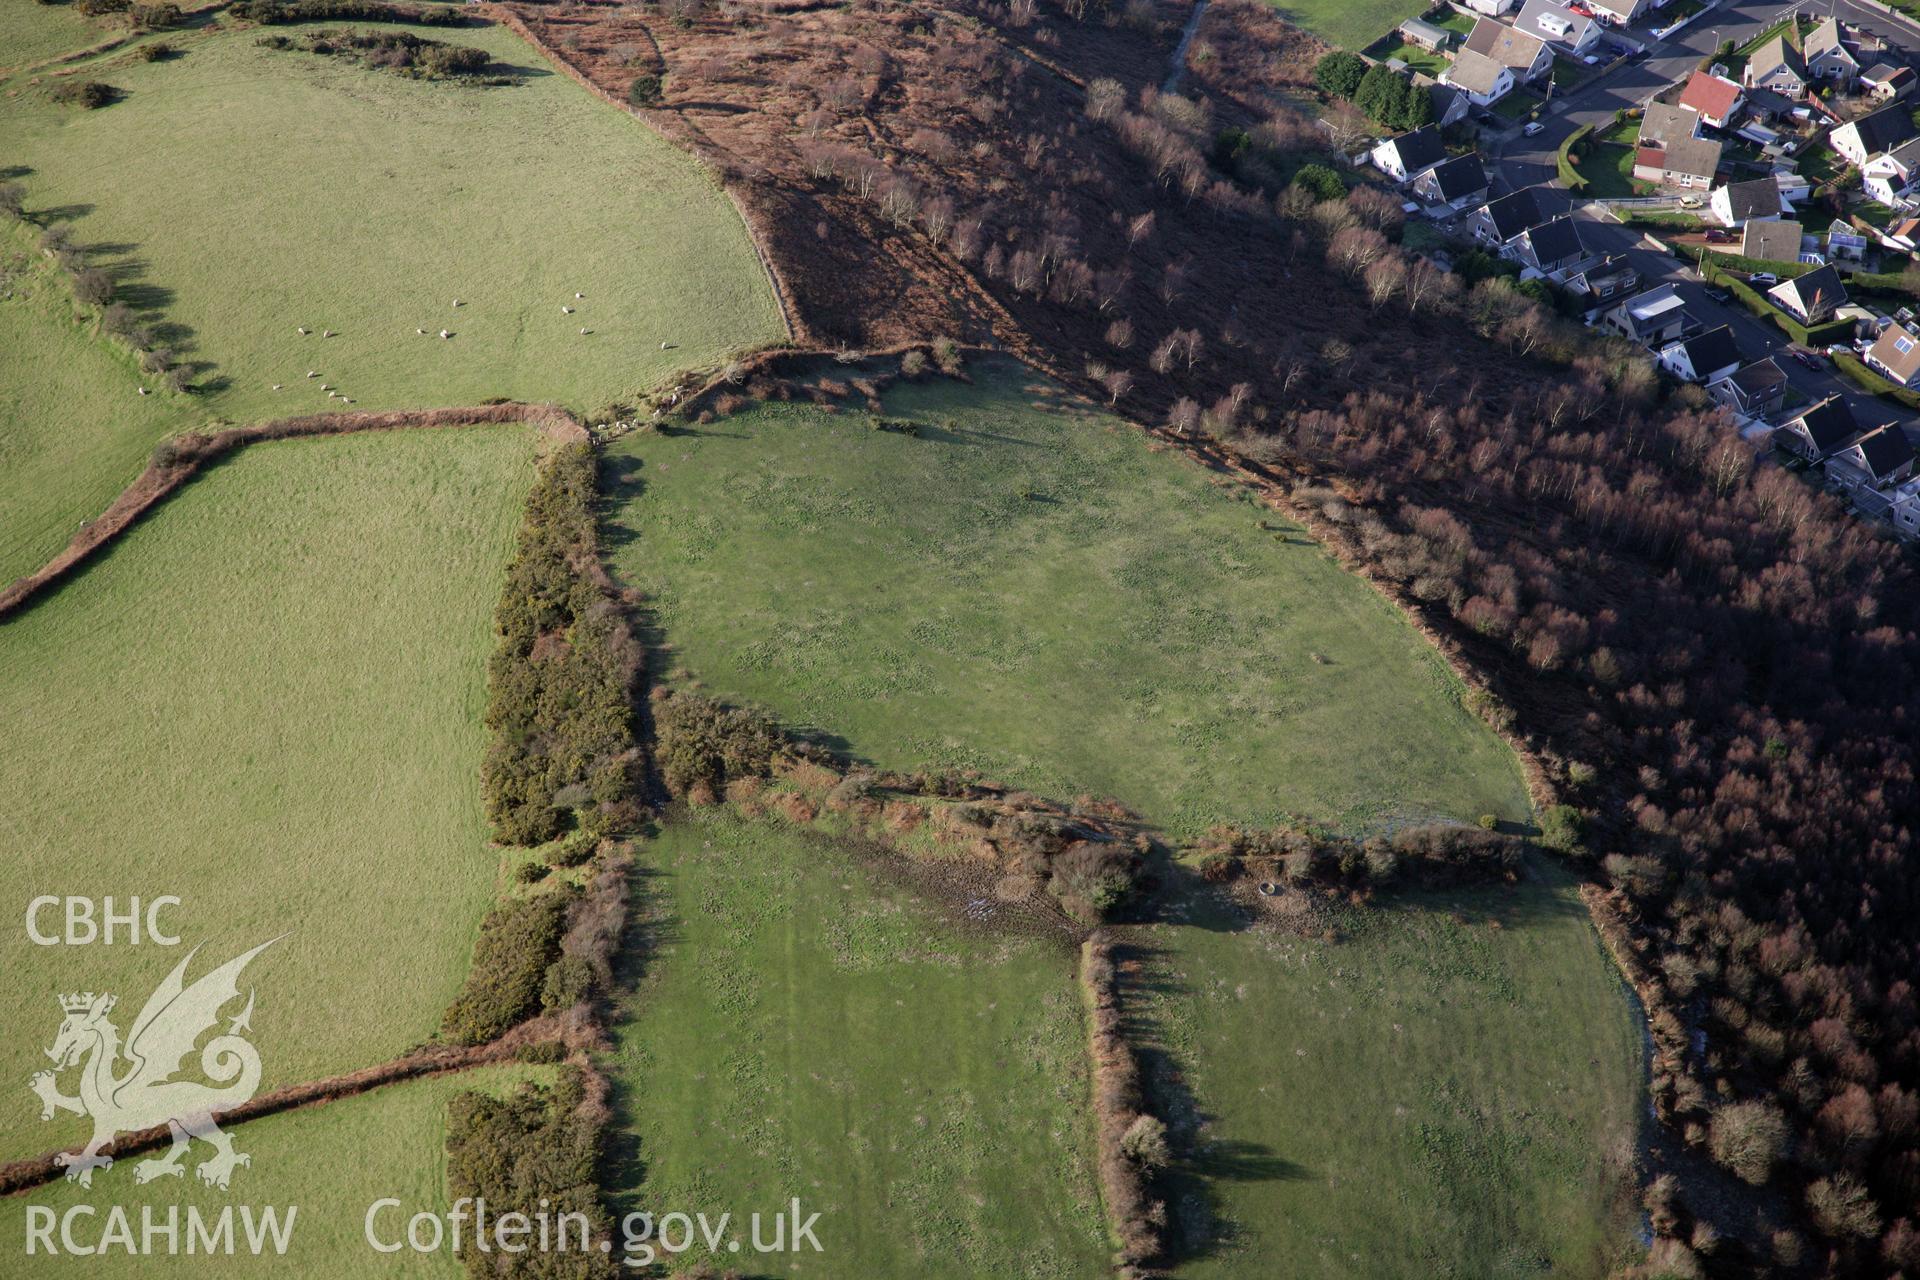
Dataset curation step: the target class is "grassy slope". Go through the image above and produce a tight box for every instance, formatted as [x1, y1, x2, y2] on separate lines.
[1266, 0, 1428, 53]
[0, 14, 781, 579]
[0, 1065, 548, 1277]
[603, 358, 1529, 838]
[603, 809, 1111, 1278]
[1138, 863, 1642, 1279]
[0, 217, 197, 586]
[0, 427, 533, 1161]
[0, 0, 109, 72]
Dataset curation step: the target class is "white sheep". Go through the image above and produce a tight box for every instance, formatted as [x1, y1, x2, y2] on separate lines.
[562, 306, 574, 314]
[137, 387, 148, 396]
[575, 292, 584, 299]
[440, 329, 452, 339]
[307, 370, 319, 378]
[417, 328, 428, 335]
[297, 326, 309, 335]
[660, 341, 669, 350]
[451, 299, 461, 308]
[579, 327, 591, 335]
[272, 384, 283, 390]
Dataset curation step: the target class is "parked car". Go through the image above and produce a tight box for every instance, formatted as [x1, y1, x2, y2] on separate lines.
[1523, 121, 1546, 137]
[1705, 228, 1732, 243]
[1679, 196, 1704, 209]
[1705, 287, 1732, 303]
[1791, 348, 1823, 369]
[1749, 271, 1779, 286]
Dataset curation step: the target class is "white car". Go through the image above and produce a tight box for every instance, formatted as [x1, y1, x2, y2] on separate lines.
[1678, 196, 1703, 209]
[1523, 121, 1546, 137]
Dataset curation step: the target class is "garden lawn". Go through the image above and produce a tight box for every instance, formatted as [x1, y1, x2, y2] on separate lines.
[0, 1065, 549, 1277]
[1137, 861, 1643, 1280]
[1367, 38, 1450, 77]
[0, 12, 780, 571]
[0, 426, 535, 1162]
[1262, 0, 1429, 54]
[603, 357, 1530, 838]
[602, 809, 1111, 1278]
[0, 216, 198, 586]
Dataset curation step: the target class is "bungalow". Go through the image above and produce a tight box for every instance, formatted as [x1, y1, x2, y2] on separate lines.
[1830, 103, 1916, 167]
[1862, 136, 1920, 207]
[1514, 0, 1600, 55]
[1828, 424, 1918, 497]
[1805, 16, 1862, 85]
[1860, 62, 1916, 102]
[1411, 153, 1491, 210]
[1709, 357, 1790, 418]
[1464, 17, 1554, 82]
[1658, 324, 1743, 384]
[1563, 254, 1642, 303]
[1582, 0, 1646, 26]
[1442, 48, 1518, 106]
[1634, 134, 1721, 189]
[1678, 70, 1745, 130]
[1399, 16, 1454, 50]
[1507, 214, 1590, 276]
[1743, 35, 1808, 97]
[1709, 176, 1783, 228]
[1461, 186, 1546, 245]
[1768, 264, 1848, 323]
[1866, 319, 1920, 386]
[1639, 102, 1701, 148]
[1773, 394, 1859, 459]
[1603, 283, 1693, 346]
[1371, 126, 1448, 182]
[1741, 217, 1804, 264]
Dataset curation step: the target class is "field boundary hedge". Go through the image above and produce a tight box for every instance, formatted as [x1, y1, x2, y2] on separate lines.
[1081, 930, 1167, 1272]
[0, 402, 583, 623]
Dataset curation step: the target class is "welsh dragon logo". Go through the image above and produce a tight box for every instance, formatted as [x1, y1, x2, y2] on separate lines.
[29, 939, 278, 1190]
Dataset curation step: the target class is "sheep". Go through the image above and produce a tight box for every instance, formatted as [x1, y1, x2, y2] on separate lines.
[451, 299, 461, 308]
[322, 329, 334, 338]
[272, 384, 283, 390]
[561, 306, 574, 314]
[320, 384, 332, 391]
[137, 387, 148, 396]
[440, 329, 452, 339]
[579, 327, 592, 335]
[297, 326, 309, 335]
[417, 328, 428, 335]
[306, 371, 319, 378]
[660, 340, 669, 350]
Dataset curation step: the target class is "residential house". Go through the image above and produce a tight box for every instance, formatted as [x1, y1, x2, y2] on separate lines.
[1514, 0, 1600, 55]
[1827, 424, 1918, 498]
[1463, 17, 1554, 82]
[1768, 265, 1848, 323]
[1889, 482, 1920, 539]
[1658, 324, 1743, 384]
[1861, 61, 1917, 102]
[1399, 16, 1453, 49]
[1879, 214, 1920, 251]
[1741, 217, 1803, 263]
[1634, 134, 1721, 188]
[1827, 219, 1870, 262]
[1370, 126, 1448, 183]
[1774, 169, 1812, 205]
[1563, 254, 1641, 303]
[1773, 394, 1858, 459]
[1442, 48, 1518, 106]
[1462, 0, 1519, 15]
[1830, 103, 1916, 166]
[1427, 81, 1472, 126]
[1583, 0, 1646, 27]
[1411, 153, 1491, 210]
[1866, 319, 1920, 385]
[1507, 215, 1590, 276]
[1709, 358, 1790, 418]
[1639, 102, 1701, 148]
[1678, 70, 1746, 130]
[1862, 135, 1920, 207]
[1805, 16, 1862, 85]
[1461, 186, 1546, 245]
[1603, 283, 1693, 346]
[1709, 176, 1783, 228]
[1743, 35, 1808, 97]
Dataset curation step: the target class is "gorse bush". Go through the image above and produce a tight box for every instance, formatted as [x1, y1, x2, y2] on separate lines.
[261, 27, 498, 79]
[445, 1069, 616, 1279]
[49, 81, 118, 109]
[440, 888, 572, 1044]
[652, 689, 781, 799]
[482, 445, 641, 846]
[232, 0, 464, 25]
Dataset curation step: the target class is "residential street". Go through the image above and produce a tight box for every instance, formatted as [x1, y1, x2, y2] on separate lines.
[1480, 0, 1920, 432]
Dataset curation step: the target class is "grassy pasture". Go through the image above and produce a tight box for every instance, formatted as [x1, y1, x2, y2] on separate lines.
[1135, 863, 1643, 1279]
[0, 216, 198, 586]
[0, 12, 781, 578]
[603, 358, 1530, 838]
[602, 809, 1111, 1278]
[0, 426, 533, 1161]
[1264, 0, 1430, 54]
[0, 1065, 549, 1277]
[0, 0, 111, 72]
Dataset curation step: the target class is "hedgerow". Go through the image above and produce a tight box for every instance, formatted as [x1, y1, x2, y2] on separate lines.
[441, 888, 571, 1045]
[231, 0, 465, 25]
[482, 444, 642, 846]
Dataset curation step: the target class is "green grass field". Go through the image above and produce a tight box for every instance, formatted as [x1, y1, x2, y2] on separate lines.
[0, 216, 200, 585]
[1265, 0, 1430, 54]
[603, 358, 1529, 838]
[0, 1065, 549, 1277]
[0, 426, 534, 1161]
[0, 11, 781, 581]
[602, 809, 1111, 1278]
[1134, 863, 1642, 1279]
[0, 0, 112, 72]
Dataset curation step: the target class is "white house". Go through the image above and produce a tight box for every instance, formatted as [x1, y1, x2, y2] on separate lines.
[1831, 103, 1917, 167]
[1514, 0, 1600, 55]
[1768, 265, 1847, 324]
[1463, 16, 1554, 82]
[1863, 136, 1920, 208]
[1583, 0, 1646, 26]
[1602, 284, 1693, 346]
[1805, 16, 1862, 85]
[1658, 324, 1743, 384]
[1442, 48, 1517, 106]
[1708, 176, 1783, 228]
[1370, 126, 1448, 183]
[1463, 0, 1519, 15]
[1865, 320, 1920, 386]
[1827, 424, 1918, 499]
[1743, 35, 1807, 97]
[1411, 153, 1490, 211]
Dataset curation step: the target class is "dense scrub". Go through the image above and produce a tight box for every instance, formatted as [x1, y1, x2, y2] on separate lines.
[231, 0, 466, 25]
[1082, 931, 1168, 1271]
[482, 444, 642, 846]
[257, 28, 512, 81]
[445, 1067, 616, 1279]
[1191, 820, 1528, 897]
[441, 888, 572, 1045]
